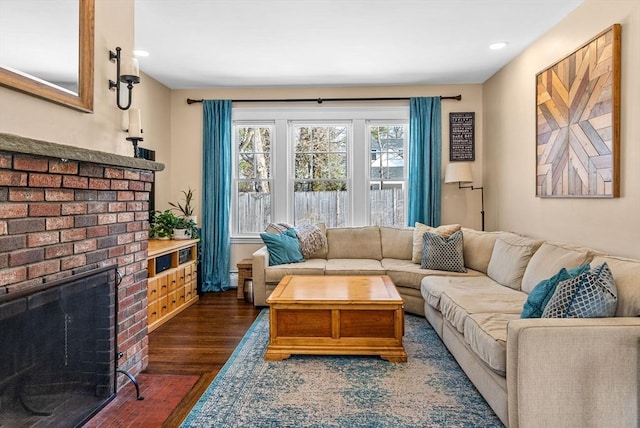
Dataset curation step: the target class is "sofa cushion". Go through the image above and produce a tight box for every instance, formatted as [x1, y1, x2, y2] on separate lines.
[440, 287, 527, 333]
[420, 275, 500, 310]
[487, 233, 543, 290]
[326, 226, 382, 260]
[324, 259, 385, 275]
[542, 263, 618, 318]
[521, 264, 590, 318]
[264, 259, 327, 283]
[421, 230, 466, 273]
[411, 223, 461, 263]
[461, 228, 500, 274]
[521, 241, 595, 294]
[294, 222, 328, 259]
[464, 312, 520, 375]
[264, 222, 291, 234]
[260, 228, 304, 266]
[382, 259, 482, 291]
[591, 255, 640, 317]
[380, 226, 413, 260]
[307, 223, 329, 259]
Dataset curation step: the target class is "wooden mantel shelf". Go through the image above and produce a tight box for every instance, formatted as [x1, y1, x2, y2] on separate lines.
[0, 132, 164, 171]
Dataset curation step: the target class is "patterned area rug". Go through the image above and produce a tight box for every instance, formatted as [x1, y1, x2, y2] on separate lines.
[182, 310, 503, 427]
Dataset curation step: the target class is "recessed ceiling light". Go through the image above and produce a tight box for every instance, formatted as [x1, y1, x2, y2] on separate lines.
[134, 50, 150, 57]
[489, 42, 508, 50]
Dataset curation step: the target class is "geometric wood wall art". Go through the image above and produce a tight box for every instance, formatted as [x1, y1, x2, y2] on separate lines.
[536, 24, 621, 198]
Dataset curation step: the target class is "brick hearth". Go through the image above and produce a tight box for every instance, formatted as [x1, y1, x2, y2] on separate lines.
[0, 133, 163, 382]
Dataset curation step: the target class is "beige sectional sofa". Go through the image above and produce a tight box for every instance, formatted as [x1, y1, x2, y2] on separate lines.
[252, 225, 640, 427]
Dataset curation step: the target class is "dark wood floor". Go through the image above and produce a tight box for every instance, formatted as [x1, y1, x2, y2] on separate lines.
[147, 290, 261, 427]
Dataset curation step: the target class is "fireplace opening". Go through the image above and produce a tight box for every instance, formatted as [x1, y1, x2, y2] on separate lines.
[0, 266, 117, 427]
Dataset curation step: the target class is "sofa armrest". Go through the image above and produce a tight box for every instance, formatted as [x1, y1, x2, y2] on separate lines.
[252, 246, 269, 306]
[507, 317, 640, 428]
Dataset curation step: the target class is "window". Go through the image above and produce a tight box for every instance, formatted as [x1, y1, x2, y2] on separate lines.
[234, 124, 273, 234]
[231, 107, 408, 239]
[369, 124, 407, 227]
[292, 124, 349, 227]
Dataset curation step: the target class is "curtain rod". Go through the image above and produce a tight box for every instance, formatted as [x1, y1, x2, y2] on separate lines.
[186, 95, 461, 105]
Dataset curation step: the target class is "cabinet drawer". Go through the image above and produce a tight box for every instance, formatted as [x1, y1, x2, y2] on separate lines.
[148, 300, 160, 325]
[167, 271, 178, 292]
[184, 264, 193, 283]
[168, 290, 178, 312]
[177, 267, 186, 287]
[159, 295, 169, 318]
[158, 275, 169, 297]
[177, 286, 186, 306]
[147, 277, 159, 302]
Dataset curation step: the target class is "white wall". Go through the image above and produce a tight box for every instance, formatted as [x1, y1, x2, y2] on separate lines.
[484, 0, 640, 258]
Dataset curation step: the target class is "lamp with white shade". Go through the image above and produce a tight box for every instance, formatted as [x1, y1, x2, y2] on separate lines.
[444, 163, 485, 231]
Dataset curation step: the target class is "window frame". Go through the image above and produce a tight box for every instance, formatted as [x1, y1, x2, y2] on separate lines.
[230, 106, 409, 242]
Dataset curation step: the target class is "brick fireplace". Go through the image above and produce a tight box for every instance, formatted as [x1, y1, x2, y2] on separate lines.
[0, 133, 163, 393]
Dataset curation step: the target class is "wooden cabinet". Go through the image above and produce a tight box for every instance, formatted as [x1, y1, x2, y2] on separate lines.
[147, 239, 199, 333]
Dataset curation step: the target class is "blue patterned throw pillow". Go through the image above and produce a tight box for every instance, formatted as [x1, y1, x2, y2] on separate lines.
[521, 264, 590, 318]
[542, 263, 618, 318]
[260, 228, 304, 266]
[421, 230, 466, 273]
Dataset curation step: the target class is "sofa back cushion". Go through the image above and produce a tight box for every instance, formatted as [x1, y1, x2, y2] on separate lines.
[590, 255, 640, 317]
[380, 226, 413, 260]
[411, 223, 461, 263]
[326, 226, 382, 260]
[487, 233, 543, 290]
[461, 228, 500, 273]
[521, 241, 596, 294]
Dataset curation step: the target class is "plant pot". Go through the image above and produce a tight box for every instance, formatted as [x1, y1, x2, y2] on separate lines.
[187, 215, 197, 225]
[172, 229, 191, 240]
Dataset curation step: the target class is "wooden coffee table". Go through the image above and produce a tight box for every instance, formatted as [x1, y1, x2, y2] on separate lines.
[264, 275, 407, 362]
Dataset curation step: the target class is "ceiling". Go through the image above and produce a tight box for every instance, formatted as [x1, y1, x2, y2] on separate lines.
[135, 0, 583, 89]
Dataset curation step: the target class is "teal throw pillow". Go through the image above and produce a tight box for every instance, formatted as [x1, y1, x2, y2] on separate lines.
[260, 228, 304, 266]
[542, 263, 618, 318]
[521, 264, 590, 318]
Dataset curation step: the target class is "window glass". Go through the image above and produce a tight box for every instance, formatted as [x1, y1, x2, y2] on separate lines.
[369, 125, 406, 227]
[293, 124, 349, 227]
[234, 125, 272, 234]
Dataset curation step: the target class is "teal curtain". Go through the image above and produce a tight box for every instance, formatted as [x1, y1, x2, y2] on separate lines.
[201, 100, 232, 292]
[407, 97, 442, 227]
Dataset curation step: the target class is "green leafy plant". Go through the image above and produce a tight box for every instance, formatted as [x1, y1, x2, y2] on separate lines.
[169, 188, 195, 217]
[149, 210, 180, 239]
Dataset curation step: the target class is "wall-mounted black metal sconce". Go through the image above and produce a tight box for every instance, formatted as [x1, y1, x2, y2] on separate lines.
[109, 47, 140, 110]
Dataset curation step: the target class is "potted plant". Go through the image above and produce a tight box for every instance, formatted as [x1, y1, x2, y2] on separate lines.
[149, 210, 179, 239]
[172, 216, 196, 240]
[169, 188, 197, 224]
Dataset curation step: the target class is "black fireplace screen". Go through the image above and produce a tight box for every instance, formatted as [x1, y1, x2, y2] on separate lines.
[0, 266, 117, 427]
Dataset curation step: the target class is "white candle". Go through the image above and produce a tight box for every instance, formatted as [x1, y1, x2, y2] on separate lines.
[128, 108, 142, 138]
[121, 57, 139, 78]
[121, 110, 129, 131]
